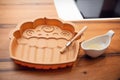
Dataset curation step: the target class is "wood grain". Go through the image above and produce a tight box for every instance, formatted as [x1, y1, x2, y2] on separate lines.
[0, 0, 120, 80]
[0, 0, 58, 24]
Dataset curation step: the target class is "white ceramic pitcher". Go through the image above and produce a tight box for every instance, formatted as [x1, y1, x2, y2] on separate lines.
[81, 30, 115, 58]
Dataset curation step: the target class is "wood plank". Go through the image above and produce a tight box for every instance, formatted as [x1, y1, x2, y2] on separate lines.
[0, 0, 53, 4]
[0, 56, 120, 80]
[0, 20, 120, 58]
[0, 0, 58, 24]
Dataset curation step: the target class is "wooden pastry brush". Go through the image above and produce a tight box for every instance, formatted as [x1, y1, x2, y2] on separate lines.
[60, 26, 87, 53]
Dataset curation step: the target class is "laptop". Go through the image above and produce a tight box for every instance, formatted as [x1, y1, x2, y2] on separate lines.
[54, 0, 120, 21]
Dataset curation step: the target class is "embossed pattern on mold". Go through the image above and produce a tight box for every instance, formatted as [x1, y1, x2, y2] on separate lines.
[22, 25, 73, 40]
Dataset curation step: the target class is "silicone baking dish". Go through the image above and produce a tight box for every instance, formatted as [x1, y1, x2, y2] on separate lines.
[9, 18, 80, 69]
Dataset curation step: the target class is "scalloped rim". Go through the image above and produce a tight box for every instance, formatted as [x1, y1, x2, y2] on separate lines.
[12, 17, 76, 39]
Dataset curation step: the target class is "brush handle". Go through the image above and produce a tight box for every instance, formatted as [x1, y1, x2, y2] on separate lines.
[60, 26, 87, 53]
[70, 26, 87, 44]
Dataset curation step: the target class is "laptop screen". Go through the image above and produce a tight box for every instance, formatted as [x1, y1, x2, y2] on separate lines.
[75, 0, 120, 19]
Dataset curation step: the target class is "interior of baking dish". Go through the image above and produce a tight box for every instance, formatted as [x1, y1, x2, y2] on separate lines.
[9, 18, 80, 69]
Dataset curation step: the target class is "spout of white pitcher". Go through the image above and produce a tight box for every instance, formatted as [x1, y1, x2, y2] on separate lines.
[105, 30, 115, 38]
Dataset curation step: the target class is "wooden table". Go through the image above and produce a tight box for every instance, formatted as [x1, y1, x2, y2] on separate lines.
[0, 0, 120, 80]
